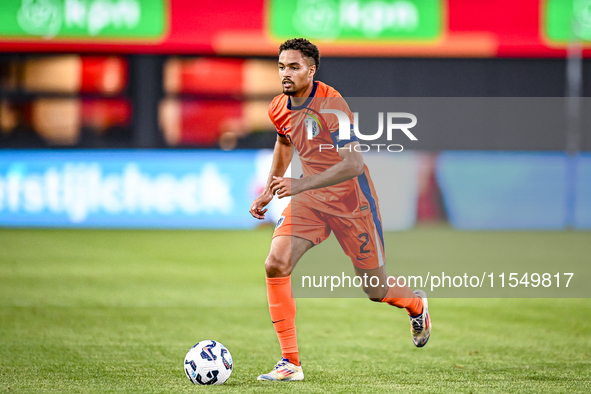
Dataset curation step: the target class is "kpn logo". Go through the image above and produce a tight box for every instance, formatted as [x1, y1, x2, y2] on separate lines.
[1, 0, 165, 39]
[269, 0, 442, 41]
[573, 0, 591, 40]
[545, 0, 591, 42]
[16, 0, 62, 37]
[294, 0, 419, 39]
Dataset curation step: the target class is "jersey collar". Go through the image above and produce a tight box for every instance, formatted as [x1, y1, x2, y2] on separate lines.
[287, 81, 318, 111]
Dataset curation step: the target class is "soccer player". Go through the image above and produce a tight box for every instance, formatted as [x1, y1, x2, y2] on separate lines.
[249, 38, 431, 382]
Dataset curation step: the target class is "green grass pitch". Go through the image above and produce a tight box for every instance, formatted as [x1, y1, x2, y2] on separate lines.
[1, 227, 590, 393]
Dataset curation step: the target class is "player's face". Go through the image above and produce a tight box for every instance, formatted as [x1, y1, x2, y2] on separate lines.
[278, 50, 316, 96]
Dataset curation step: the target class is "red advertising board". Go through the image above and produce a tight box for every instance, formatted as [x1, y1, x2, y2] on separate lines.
[0, 0, 590, 57]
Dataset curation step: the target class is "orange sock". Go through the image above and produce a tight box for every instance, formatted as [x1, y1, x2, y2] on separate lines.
[381, 280, 423, 316]
[266, 275, 300, 366]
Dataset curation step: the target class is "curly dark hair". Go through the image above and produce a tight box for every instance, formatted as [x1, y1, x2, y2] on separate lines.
[279, 38, 320, 70]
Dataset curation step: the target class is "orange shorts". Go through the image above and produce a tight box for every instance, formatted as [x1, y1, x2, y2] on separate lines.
[273, 201, 385, 270]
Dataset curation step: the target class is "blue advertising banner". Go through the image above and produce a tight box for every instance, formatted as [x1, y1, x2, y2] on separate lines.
[576, 154, 591, 228]
[437, 152, 591, 230]
[0, 150, 259, 228]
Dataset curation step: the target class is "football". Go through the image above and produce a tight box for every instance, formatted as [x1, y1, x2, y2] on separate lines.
[183, 340, 233, 385]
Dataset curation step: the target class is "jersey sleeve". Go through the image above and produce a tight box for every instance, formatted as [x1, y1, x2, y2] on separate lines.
[268, 99, 284, 137]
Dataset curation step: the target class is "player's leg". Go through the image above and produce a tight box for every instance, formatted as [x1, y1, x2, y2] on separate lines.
[263, 234, 313, 370]
[332, 214, 431, 347]
[259, 204, 330, 381]
[351, 265, 421, 315]
[374, 265, 431, 347]
[329, 213, 420, 309]
[352, 251, 431, 348]
[264, 234, 312, 278]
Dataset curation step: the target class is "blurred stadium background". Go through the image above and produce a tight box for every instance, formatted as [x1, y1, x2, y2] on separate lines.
[1, 1, 591, 392]
[0, 0, 590, 229]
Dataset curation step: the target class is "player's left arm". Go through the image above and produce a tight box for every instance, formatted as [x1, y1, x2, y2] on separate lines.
[270, 142, 364, 198]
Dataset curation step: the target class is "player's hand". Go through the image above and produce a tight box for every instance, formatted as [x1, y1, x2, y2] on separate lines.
[270, 176, 303, 199]
[249, 190, 273, 220]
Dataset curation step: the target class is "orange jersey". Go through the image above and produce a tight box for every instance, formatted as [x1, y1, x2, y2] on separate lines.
[268, 81, 379, 219]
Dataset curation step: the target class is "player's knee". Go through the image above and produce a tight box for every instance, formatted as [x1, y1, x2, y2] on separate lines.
[361, 284, 387, 302]
[264, 254, 291, 277]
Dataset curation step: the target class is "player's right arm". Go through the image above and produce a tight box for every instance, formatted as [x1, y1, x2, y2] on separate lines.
[249, 134, 292, 220]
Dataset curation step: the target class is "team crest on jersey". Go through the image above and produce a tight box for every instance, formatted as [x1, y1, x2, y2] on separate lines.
[275, 216, 285, 229]
[304, 116, 321, 139]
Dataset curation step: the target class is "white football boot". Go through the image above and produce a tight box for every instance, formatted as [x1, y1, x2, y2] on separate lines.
[410, 289, 431, 347]
[257, 358, 304, 381]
